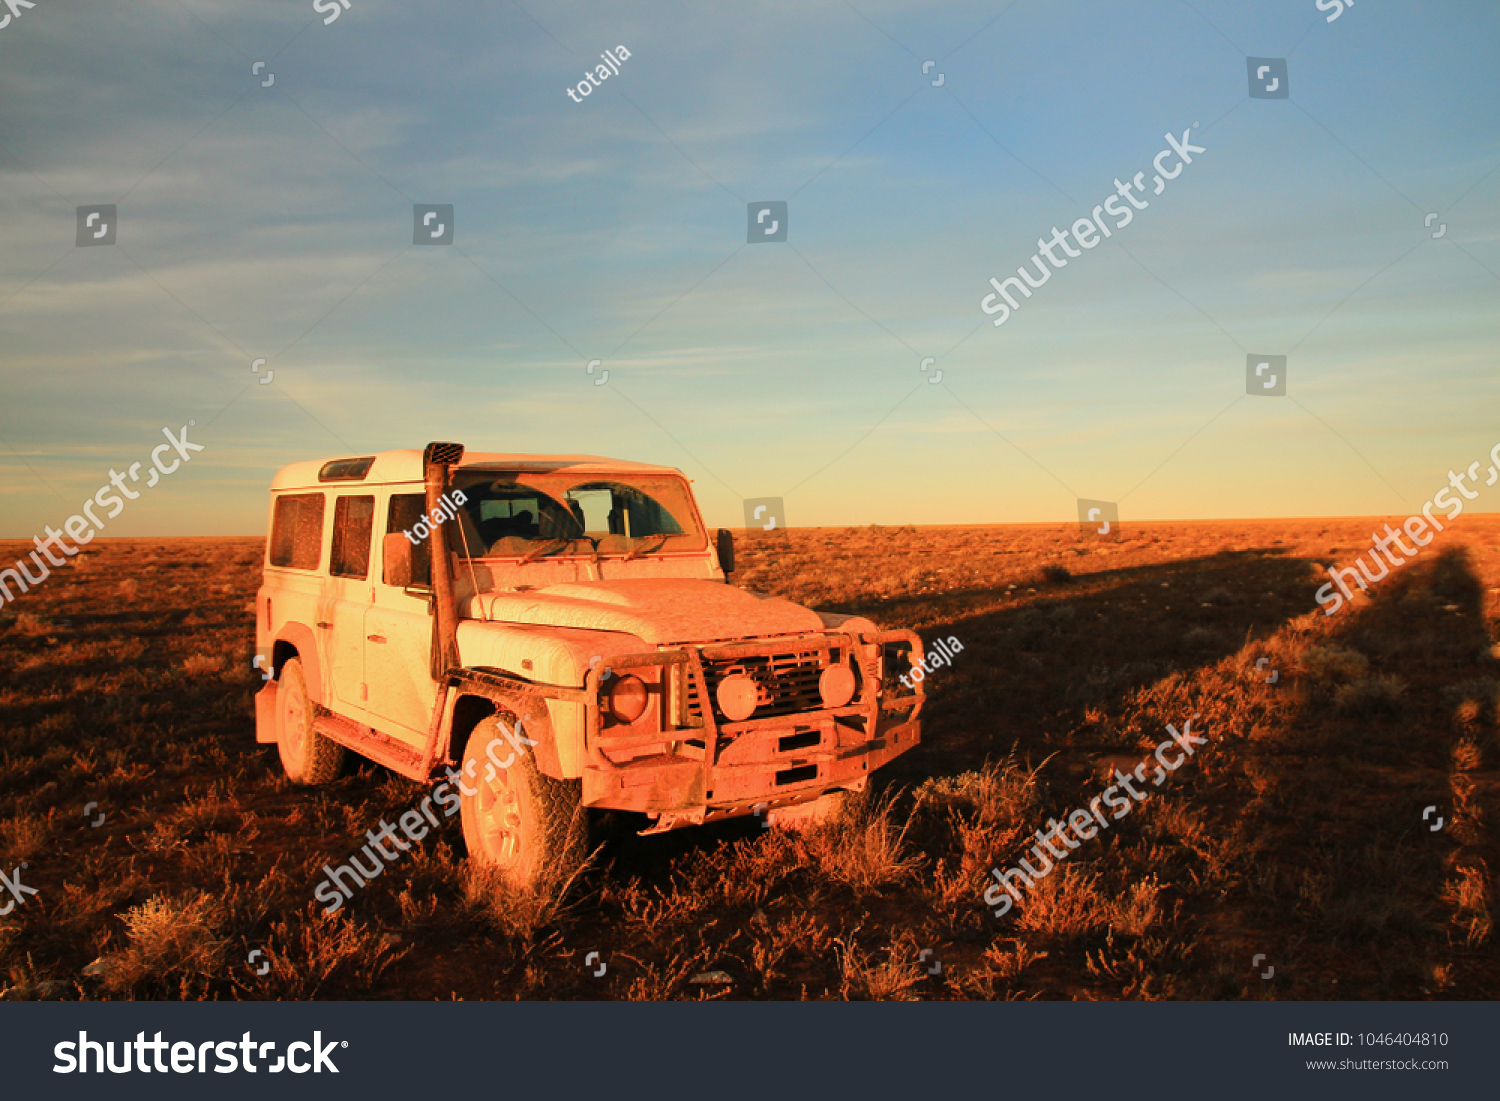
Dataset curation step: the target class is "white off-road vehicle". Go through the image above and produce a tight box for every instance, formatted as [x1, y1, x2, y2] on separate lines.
[254, 443, 925, 885]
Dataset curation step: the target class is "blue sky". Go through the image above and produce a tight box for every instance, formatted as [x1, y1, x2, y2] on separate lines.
[1, 0, 1496, 536]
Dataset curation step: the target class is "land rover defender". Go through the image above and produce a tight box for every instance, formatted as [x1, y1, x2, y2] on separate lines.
[254, 443, 925, 886]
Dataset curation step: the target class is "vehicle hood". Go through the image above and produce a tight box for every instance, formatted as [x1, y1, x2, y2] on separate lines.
[464, 579, 825, 645]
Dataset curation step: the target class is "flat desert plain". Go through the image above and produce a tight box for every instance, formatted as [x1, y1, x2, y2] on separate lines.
[0, 517, 1496, 1000]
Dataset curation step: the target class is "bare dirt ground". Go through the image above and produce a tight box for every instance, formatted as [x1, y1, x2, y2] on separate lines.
[1, 517, 1495, 1000]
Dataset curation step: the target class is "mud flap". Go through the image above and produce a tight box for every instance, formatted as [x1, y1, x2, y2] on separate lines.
[254, 679, 279, 743]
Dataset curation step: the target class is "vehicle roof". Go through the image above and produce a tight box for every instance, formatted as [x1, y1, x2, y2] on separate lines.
[269, 449, 687, 491]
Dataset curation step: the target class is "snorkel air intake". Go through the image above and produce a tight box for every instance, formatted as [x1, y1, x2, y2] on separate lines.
[422, 441, 465, 680]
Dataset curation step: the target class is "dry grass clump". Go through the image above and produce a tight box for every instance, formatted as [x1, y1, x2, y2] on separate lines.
[798, 789, 920, 895]
[11, 613, 51, 638]
[1300, 644, 1370, 683]
[460, 853, 592, 940]
[255, 908, 410, 999]
[1012, 866, 1164, 939]
[181, 653, 225, 676]
[0, 815, 49, 865]
[1444, 862, 1492, 947]
[1441, 678, 1497, 742]
[835, 930, 925, 1000]
[101, 891, 230, 996]
[459, 804, 596, 939]
[1332, 675, 1406, 716]
[916, 757, 1043, 909]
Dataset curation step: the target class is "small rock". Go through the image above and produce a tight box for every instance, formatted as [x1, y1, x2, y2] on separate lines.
[80, 958, 111, 979]
[688, 971, 734, 985]
[0, 986, 30, 1001]
[34, 980, 70, 1000]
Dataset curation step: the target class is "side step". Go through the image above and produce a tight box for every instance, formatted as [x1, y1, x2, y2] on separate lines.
[313, 712, 428, 781]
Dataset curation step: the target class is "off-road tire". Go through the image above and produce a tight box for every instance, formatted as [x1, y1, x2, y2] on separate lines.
[275, 657, 345, 785]
[458, 716, 584, 890]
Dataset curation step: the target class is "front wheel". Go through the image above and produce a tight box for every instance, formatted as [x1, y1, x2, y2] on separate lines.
[458, 716, 584, 890]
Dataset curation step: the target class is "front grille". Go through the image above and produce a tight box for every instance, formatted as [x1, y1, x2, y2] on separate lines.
[689, 649, 827, 722]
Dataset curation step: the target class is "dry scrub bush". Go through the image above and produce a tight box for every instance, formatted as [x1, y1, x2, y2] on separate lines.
[257, 909, 409, 999]
[622, 950, 717, 1001]
[799, 788, 920, 895]
[181, 653, 225, 676]
[12, 614, 50, 638]
[1013, 866, 1163, 939]
[1444, 862, 1492, 947]
[1300, 645, 1369, 684]
[1333, 675, 1406, 716]
[461, 860, 586, 940]
[0, 815, 49, 865]
[916, 757, 1043, 909]
[461, 814, 595, 939]
[103, 891, 229, 996]
[835, 930, 924, 1000]
[981, 938, 1047, 980]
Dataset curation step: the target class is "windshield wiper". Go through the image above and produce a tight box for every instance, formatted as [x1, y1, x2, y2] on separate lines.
[622, 534, 670, 561]
[518, 538, 573, 564]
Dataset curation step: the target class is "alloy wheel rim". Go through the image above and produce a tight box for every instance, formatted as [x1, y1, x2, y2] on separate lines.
[282, 680, 304, 756]
[477, 764, 524, 865]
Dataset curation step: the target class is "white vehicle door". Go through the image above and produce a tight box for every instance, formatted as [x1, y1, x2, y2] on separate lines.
[325, 493, 377, 713]
[363, 490, 440, 745]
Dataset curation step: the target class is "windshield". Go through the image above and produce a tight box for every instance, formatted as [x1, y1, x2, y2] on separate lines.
[448, 470, 704, 559]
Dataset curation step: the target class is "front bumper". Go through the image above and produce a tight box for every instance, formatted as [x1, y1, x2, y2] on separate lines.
[579, 630, 924, 828]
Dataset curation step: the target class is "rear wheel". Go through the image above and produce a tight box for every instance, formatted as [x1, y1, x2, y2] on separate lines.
[275, 657, 344, 785]
[458, 716, 584, 889]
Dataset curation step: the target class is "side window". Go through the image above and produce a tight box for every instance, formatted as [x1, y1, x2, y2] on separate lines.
[330, 495, 375, 579]
[269, 493, 325, 570]
[385, 494, 431, 587]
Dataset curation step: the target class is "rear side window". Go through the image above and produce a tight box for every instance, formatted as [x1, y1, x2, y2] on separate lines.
[269, 493, 325, 570]
[330, 495, 375, 579]
[386, 494, 431, 587]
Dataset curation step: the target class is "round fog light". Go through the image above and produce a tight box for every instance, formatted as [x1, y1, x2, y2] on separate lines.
[819, 665, 856, 708]
[715, 674, 760, 722]
[607, 674, 650, 723]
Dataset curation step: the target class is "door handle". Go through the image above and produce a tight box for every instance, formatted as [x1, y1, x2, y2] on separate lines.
[367, 634, 387, 644]
[316, 621, 332, 629]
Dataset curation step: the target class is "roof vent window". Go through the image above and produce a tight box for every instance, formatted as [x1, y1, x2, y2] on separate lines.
[319, 457, 376, 482]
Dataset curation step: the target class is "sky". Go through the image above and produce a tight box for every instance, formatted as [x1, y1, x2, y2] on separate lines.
[1, 0, 1497, 536]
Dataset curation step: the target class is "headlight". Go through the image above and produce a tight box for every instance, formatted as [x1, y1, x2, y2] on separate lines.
[715, 673, 759, 722]
[818, 664, 856, 708]
[606, 674, 650, 723]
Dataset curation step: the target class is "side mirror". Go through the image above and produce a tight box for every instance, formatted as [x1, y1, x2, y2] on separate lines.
[383, 533, 414, 588]
[715, 528, 735, 577]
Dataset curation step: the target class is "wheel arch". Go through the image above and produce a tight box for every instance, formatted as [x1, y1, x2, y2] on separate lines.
[444, 686, 563, 779]
[271, 622, 322, 703]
